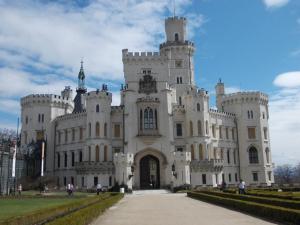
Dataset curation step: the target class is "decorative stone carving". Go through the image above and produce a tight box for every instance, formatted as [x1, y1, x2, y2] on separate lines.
[138, 74, 157, 95]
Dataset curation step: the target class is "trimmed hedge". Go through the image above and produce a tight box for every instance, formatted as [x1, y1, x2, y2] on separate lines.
[188, 191, 300, 224]
[247, 190, 300, 201]
[46, 193, 123, 225]
[0, 193, 115, 225]
[198, 190, 300, 210]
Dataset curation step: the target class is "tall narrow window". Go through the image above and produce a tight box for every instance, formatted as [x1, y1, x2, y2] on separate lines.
[71, 152, 75, 167]
[226, 127, 229, 139]
[212, 124, 216, 138]
[38, 114, 41, 122]
[65, 130, 68, 143]
[249, 146, 259, 164]
[114, 124, 121, 137]
[64, 152, 67, 167]
[220, 148, 224, 160]
[180, 77, 182, 84]
[95, 145, 100, 162]
[227, 149, 231, 164]
[219, 126, 222, 139]
[190, 121, 193, 136]
[263, 127, 268, 140]
[232, 128, 235, 140]
[202, 174, 206, 184]
[205, 121, 209, 135]
[197, 103, 200, 112]
[41, 114, 44, 123]
[198, 120, 202, 136]
[233, 149, 236, 164]
[88, 146, 91, 162]
[250, 110, 254, 119]
[95, 122, 100, 137]
[265, 148, 270, 164]
[176, 123, 182, 136]
[247, 111, 250, 119]
[149, 108, 153, 129]
[191, 144, 195, 160]
[199, 144, 204, 160]
[80, 127, 83, 140]
[177, 77, 179, 84]
[79, 150, 83, 162]
[144, 107, 154, 129]
[25, 116, 28, 124]
[57, 153, 60, 168]
[88, 123, 91, 137]
[104, 145, 108, 162]
[58, 131, 61, 144]
[96, 104, 100, 113]
[174, 33, 179, 41]
[214, 148, 217, 159]
[104, 123, 107, 137]
[155, 109, 158, 129]
[179, 96, 182, 105]
[140, 109, 143, 130]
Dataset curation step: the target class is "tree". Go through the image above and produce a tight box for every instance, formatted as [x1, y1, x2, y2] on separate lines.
[274, 164, 294, 184]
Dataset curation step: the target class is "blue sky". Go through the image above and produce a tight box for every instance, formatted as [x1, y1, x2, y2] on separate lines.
[0, 0, 299, 165]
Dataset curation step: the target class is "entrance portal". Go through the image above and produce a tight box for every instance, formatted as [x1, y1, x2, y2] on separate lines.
[140, 155, 160, 189]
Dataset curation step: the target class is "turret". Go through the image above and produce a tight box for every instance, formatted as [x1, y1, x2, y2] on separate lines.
[73, 61, 87, 113]
[165, 16, 187, 42]
[215, 79, 225, 111]
[61, 86, 73, 99]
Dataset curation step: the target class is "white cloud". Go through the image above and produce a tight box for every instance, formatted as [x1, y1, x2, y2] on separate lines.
[262, 0, 289, 8]
[225, 86, 241, 94]
[273, 71, 300, 88]
[269, 72, 300, 165]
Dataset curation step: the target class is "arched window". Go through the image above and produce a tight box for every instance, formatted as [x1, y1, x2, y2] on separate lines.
[95, 122, 100, 137]
[104, 123, 107, 137]
[265, 148, 270, 164]
[205, 120, 209, 135]
[177, 77, 179, 84]
[227, 149, 231, 164]
[96, 104, 100, 113]
[189, 121, 193, 136]
[57, 153, 60, 168]
[104, 145, 108, 162]
[95, 145, 100, 162]
[250, 110, 253, 119]
[88, 146, 91, 162]
[197, 103, 200, 112]
[198, 120, 202, 136]
[249, 146, 259, 164]
[144, 107, 154, 129]
[191, 144, 195, 160]
[247, 111, 250, 119]
[199, 144, 204, 160]
[175, 33, 179, 41]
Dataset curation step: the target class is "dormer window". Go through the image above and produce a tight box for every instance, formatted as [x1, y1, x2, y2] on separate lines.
[175, 33, 179, 41]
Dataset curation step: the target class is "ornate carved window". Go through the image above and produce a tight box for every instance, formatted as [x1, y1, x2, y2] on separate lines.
[249, 146, 259, 164]
[138, 71, 157, 95]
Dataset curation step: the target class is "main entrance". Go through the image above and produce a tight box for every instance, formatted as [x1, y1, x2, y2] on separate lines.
[140, 155, 160, 189]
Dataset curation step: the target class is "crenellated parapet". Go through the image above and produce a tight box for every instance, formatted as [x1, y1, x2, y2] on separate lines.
[21, 94, 73, 108]
[122, 49, 164, 63]
[55, 111, 86, 122]
[222, 91, 269, 106]
[209, 109, 235, 119]
[86, 90, 112, 101]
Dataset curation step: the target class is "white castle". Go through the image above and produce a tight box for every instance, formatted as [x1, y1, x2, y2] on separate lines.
[20, 16, 274, 190]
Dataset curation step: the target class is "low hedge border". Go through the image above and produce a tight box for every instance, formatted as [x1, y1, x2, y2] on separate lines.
[199, 190, 300, 210]
[45, 193, 124, 225]
[0, 193, 113, 225]
[246, 191, 300, 201]
[188, 191, 300, 224]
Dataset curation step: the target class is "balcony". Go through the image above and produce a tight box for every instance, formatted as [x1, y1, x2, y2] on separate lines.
[190, 159, 224, 172]
[75, 161, 114, 174]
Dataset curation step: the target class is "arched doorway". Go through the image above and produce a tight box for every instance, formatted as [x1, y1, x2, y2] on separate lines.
[140, 155, 160, 189]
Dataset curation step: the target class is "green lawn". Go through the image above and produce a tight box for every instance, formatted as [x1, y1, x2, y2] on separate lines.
[0, 197, 79, 221]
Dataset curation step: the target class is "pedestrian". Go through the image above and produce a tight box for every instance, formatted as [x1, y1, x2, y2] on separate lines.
[239, 180, 246, 194]
[18, 184, 22, 195]
[96, 183, 102, 195]
[70, 184, 74, 195]
[67, 183, 71, 196]
[221, 181, 227, 192]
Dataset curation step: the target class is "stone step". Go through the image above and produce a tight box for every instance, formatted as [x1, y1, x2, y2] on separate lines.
[132, 189, 170, 195]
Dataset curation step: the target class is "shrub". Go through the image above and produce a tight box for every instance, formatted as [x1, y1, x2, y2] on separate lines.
[173, 184, 191, 193]
[46, 193, 123, 225]
[188, 191, 300, 224]
[198, 190, 300, 210]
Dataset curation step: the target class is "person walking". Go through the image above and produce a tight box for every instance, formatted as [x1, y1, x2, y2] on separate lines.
[96, 183, 102, 195]
[239, 180, 246, 194]
[18, 184, 22, 195]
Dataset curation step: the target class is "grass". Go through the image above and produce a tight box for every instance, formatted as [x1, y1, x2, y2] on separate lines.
[0, 198, 77, 221]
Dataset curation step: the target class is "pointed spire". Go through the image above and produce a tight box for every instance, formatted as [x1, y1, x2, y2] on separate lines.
[78, 60, 85, 90]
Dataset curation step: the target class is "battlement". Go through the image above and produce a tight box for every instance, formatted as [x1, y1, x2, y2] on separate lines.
[111, 106, 124, 113]
[209, 109, 235, 118]
[55, 111, 87, 122]
[86, 90, 112, 101]
[165, 16, 187, 22]
[21, 94, 72, 106]
[222, 91, 268, 105]
[122, 49, 162, 61]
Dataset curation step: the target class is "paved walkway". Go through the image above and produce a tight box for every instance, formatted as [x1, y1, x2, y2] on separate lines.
[91, 191, 276, 225]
